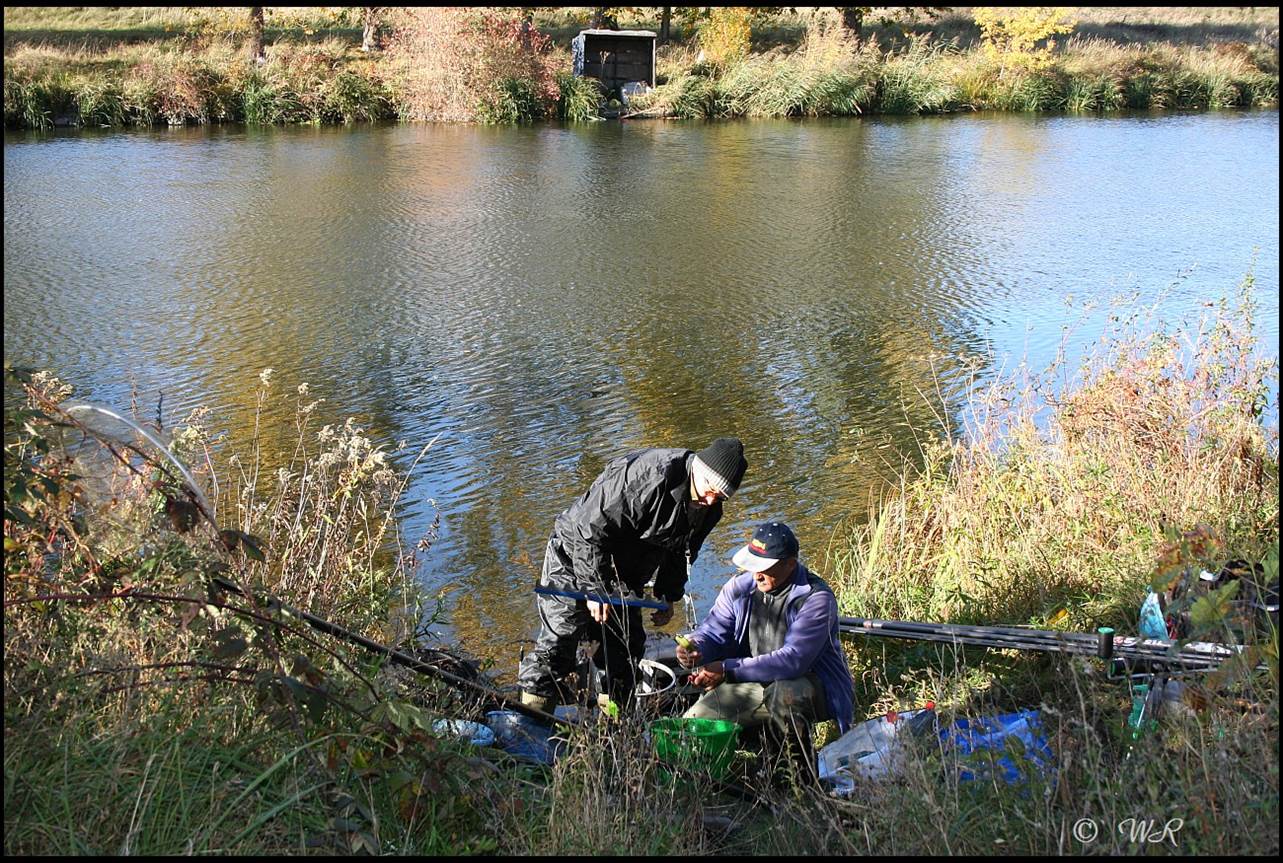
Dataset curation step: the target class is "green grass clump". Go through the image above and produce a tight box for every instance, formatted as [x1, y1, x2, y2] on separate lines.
[240, 72, 291, 124]
[477, 75, 550, 124]
[555, 71, 602, 122]
[72, 76, 126, 126]
[628, 71, 717, 119]
[877, 39, 958, 114]
[321, 70, 389, 123]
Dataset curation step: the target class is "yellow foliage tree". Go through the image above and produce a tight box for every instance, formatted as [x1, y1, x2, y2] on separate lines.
[699, 7, 753, 68]
[973, 7, 1075, 75]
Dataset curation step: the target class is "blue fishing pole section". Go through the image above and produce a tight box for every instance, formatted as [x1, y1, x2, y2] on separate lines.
[533, 586, 668, 610]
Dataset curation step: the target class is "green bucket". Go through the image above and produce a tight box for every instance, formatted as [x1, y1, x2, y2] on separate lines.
[650, 717, 741, 779]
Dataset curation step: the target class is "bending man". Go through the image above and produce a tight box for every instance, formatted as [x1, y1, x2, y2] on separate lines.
[518, 438, 748, 714]
[678, 521, 854, 753]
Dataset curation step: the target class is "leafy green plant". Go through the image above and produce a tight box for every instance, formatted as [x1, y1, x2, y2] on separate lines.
[974, 7, 1076, 75]
[555, 71, 601, 122]
[322, 70, 388, 123]
[878, 39, 958, 114]
[477, 75, 548, 124]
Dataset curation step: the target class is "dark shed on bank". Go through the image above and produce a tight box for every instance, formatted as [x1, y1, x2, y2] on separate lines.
[572, 29, 657, 94]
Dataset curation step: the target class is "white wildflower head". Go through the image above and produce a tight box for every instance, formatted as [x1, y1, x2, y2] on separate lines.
[259, 368, 275, 387]
[298, 383, 309, 396]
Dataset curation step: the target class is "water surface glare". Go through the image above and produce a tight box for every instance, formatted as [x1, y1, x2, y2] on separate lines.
[5, 112, 1279, 671]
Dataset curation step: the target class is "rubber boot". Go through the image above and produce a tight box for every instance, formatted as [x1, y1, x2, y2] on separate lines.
[762, 718, 817, 789]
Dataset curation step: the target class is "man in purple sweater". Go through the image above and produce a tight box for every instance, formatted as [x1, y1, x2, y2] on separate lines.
[677, 521, 855, 751]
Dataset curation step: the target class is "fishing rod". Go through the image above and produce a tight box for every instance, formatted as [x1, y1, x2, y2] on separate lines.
[841, 618, 1235, 670]
[22, 392, 581, 730]
[838, 616, 1240, 671]
[534, 586, 668, 610]
[213, 577, 580, 729]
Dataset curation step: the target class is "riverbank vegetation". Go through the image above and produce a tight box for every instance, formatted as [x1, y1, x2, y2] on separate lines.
[822, 284, 1279, 852]
[5, 281, 1277, 853]
[3, 7, 1278, 129]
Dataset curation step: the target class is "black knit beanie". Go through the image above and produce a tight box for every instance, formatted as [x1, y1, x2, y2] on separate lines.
[694, 437, 747, 497]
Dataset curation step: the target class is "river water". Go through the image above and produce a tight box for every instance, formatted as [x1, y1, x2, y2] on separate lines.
[4, 111, 1278, 670]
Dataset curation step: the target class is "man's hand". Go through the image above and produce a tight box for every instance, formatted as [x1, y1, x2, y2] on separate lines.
[650, 599, 673, 626]
[688, 661, 725, 691]
[586, 599, 611, 624]
[676, 640, 702, 669]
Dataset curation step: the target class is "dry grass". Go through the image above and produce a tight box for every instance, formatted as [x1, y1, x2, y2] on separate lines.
[832, 286, 1277, 629]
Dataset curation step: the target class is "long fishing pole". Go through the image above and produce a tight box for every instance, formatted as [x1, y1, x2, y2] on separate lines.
[841, 615, 1100, 645]
[534, 586, 668, 610]
[838, 616, 1237, 670]
[213, 578, 579, 729]
[841, 619, 1233, 668]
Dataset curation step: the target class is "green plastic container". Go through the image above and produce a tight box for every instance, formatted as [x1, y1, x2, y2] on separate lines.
[650, 717, 741, 779]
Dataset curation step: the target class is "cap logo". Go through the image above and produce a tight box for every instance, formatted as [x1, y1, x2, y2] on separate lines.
[750, 538, 767, 552]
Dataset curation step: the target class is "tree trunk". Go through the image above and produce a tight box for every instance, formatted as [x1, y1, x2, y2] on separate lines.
[838, 7, 865, 37]
[660, 6, 671, 43]
[361, 7, 382, 53]
[247, 6, 265, 63]
[590, 8, 618, 30]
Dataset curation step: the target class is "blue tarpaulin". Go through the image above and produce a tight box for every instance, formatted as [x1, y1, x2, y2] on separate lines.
[941, 709, 1056, 785]
[485, 709, 572, 764]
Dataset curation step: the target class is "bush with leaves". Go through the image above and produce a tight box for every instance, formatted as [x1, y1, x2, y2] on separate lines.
[699, 6, 754, 69]
[974, 6, 1076, 75]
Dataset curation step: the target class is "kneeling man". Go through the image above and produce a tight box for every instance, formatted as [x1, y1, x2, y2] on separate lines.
[677, 521, 854, 750]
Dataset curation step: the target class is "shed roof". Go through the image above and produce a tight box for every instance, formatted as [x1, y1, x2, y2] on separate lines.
[576, 29, 657, 39]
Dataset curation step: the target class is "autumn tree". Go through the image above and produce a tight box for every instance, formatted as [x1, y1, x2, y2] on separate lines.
[699, 7, 753, 66]
[973, 7, 1075, 75]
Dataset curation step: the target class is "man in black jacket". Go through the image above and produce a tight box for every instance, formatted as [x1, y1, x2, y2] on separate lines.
[517, 438, 748, 715]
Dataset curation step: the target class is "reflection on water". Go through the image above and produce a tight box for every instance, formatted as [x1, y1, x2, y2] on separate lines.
[5, 112, 1279, 674]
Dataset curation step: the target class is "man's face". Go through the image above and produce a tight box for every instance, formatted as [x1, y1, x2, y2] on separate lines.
[751, 558, 795, 592]
[692, 478, 728, 508]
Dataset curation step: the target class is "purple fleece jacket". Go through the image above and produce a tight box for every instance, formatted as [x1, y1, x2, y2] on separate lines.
[691, 564, 855, 733]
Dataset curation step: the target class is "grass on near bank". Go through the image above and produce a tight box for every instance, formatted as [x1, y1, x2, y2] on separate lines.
[4, 280, 1280, 854]
[819, 283, 1279, 853]
[3, 7, 1278, 128]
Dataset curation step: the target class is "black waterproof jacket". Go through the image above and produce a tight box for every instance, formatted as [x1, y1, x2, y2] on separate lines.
[552, 448, 723, 603]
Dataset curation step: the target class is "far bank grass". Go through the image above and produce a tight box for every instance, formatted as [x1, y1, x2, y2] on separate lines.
[631, 29, 1278, 119]
[4, 7, 1278, 129]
